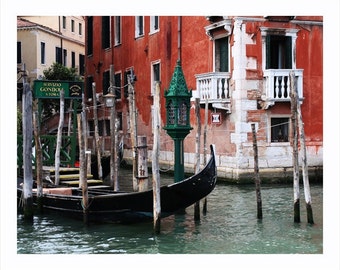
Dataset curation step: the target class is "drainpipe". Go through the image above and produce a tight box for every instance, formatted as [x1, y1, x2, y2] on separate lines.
[178, 16, 182, 61]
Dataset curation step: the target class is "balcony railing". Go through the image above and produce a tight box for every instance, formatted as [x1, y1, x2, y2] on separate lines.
[262, 69, 303, 108]
[194, 72, 231, 112]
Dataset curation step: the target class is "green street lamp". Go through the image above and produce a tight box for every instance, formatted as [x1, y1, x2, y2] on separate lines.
[164, 60, 192, 182]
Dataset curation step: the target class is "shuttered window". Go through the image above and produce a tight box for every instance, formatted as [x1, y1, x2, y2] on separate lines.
[87, 17, 93, 56]
[215, 37, 229, 72]
[102, 16, 111, 49]
[266, 35, 292, 69]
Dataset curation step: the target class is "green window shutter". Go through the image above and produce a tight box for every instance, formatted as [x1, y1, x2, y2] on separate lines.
[285, 36, 292, 69]
[266, 35, 271, 69]
[219, 37, 229, 72]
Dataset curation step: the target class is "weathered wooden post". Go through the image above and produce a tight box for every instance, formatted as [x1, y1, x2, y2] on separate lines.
[202, 98, 209, 214]
[251, 123, 263, 219]
[127, 71, 138, 191]
[54, 89, 64, 186]
[22, 82, 34, 221]
[78, 113, 88, 224]
[137, 136, 149, 191]
[194, 98, 201, 221]
[152, 82, 161, 233]
[290, 71, 314, 224]
[290, 72, 301, 223]
[92, 82, 103, 180]
[33, 106, 43, 212]
[104, 65, 118, 190]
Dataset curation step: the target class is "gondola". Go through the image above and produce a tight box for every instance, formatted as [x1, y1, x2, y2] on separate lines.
[17, 145, 217, 223]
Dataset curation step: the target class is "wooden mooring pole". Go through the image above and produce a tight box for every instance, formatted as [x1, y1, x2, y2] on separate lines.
[128, 72, 138, 191]
[54, 89, 65, 186]
[290, 73, 301, 223]
[78, 113, 88, 224]
[92, 82, 102, 180]
[33, 107, 43, 213]
[194, 98, 201, 221]
[290, 71, 314, 224]
[251, 123, 263, 219]
[137, 136, 149, 192]
[202, 99, 209, 214]
[22, 81, 34, 221]
[152, 82, 161, 233]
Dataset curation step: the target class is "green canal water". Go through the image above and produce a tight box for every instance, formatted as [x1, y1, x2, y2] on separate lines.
[13, 168, 332, 269]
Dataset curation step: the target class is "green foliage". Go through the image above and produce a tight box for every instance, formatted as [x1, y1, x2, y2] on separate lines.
[17, 108, 23, 134]
[43, 62, 79, 81]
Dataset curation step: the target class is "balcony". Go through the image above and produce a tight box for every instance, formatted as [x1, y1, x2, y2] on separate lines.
[261, 69, 303, 109]
[194, 72, 231, 112]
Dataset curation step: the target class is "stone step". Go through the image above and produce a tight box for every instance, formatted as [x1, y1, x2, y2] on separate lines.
[60, 179, 103, 187]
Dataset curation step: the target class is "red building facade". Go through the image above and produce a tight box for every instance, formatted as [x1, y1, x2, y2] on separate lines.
[85, 16, 323, 182]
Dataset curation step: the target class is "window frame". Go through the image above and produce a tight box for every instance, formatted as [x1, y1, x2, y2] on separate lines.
[260, 27, 299, 71]
[150, 16, 160, 34]
[71, 19, 75, 33]
[17, 42, 22, 64]
[114, 16, 121, 46]
[135, 16, 144, 38]
[79, 22, 82, 36]
[62, 16, 66, 29]
[102, 16, 111, 50]
[114, 72, 122, 100]
[151, 60, 161, 96]
[40, 42, 46, 65]
[269, 115, 291, 144]
[71, 51, 76, 69]
[213, 36, 230, 72]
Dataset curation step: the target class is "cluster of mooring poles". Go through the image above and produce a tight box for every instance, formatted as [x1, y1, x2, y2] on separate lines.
[20, 60, 211, 233]
[250, 71, 314, 224]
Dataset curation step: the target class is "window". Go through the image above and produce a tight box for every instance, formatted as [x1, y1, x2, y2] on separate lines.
[71, 51, 75, 68]
[214, 36, 229, 72]
[151, 61, 160, 95]
[41, 42, 46, 64]
[79, 54, 85, 75]
[260, 27, 298, 71]
[266, 35, 292, 69]
[71, 19, 75, 32]
[105, 120, 110, 136]
[103, 70, 110, 95]
[79, 23, 82, 35]
[150, 16, 159, 33]
[87, 17, 93, 56]
[62, 16, 66, 29]
[56, 47, 62, 64]
[17, 42, 22, 64]
[86, 76, 94, 101]
[98, 120, 104, 136]
[63, 49, 67, 66]
[115, 73, 122, 99]
[114, 16, 121, 45]
[135, 16, 144, 38]
[270, 117, 289, 142]
[117, 112, 122, 131]
[102, 16, 111, 49]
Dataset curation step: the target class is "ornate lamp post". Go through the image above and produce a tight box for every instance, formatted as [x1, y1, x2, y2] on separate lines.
[164, 60, 192, 182]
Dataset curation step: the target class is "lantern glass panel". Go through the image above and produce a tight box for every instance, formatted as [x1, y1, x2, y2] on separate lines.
[167, 100, 175, 125]
[178, 101, 187, 126]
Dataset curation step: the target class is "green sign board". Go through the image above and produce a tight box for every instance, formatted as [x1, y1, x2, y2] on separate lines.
[34, 80, 83, 99]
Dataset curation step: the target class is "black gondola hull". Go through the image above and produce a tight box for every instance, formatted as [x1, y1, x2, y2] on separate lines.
[17, 145, 217, 223]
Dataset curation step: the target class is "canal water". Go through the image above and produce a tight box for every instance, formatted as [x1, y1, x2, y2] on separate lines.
[17, 168, 323, 256]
